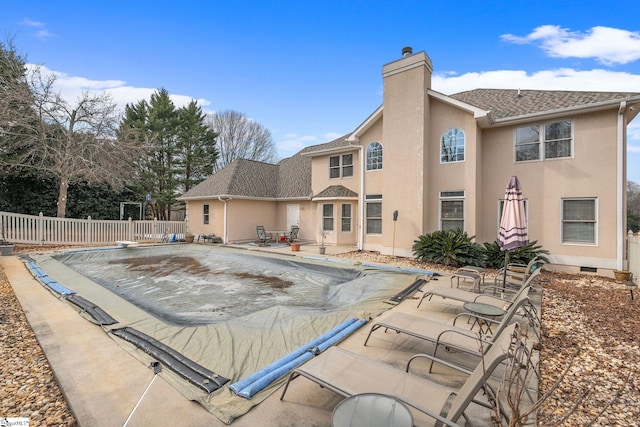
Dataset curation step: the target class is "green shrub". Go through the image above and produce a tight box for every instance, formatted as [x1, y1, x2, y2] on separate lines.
[412, 229, 485, 267]
[482, 240, 550, 269]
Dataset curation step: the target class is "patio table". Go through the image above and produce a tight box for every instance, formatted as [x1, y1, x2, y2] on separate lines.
[463, 302, 505, 335]
[332, 393, 413, 427]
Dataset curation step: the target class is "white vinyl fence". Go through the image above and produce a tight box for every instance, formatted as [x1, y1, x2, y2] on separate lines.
[629, 231, 640, 284]
[1, 211, 186, 245]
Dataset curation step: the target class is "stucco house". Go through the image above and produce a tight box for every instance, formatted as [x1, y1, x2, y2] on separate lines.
[179, 47, 640, 273]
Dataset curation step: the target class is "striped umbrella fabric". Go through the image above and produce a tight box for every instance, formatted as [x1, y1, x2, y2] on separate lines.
[498, 176, 529, 251]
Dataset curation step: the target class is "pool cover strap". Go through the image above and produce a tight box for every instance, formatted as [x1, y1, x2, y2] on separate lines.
[111, 327, 229, 393]
[387, 278, 428, 304]
[65, 294, 118, 326]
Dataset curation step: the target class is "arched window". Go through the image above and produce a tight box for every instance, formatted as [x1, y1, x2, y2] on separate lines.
[366, 142, 383, 170]
[441, 128, 465, 163]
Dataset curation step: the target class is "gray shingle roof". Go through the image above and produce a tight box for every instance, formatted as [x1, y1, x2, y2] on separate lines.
[313, 185, 358, 199]
[449, 89, 640, 120]
[179, 154, 314, 200]
[299, 135, 352, 154]
[180, 135, 354, 200]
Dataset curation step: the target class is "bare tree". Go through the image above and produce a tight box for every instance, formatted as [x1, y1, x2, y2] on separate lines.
[207, 110, 277, 171]
[0, 51, 145, 217]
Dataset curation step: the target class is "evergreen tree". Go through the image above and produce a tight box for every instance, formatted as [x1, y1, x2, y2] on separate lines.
[120, 89, 215, 220]
[177, 100, 217, 192]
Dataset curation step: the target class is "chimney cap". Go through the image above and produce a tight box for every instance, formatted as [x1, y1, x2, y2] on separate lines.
[401, 46, 413, 57]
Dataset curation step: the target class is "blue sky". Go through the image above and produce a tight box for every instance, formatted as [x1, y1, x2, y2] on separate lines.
[2, 0, 640, 182]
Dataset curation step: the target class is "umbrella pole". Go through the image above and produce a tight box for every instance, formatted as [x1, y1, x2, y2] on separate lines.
[503, 251, 509, 292]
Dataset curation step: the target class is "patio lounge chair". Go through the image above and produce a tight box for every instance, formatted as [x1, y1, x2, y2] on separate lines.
[256, 226, 274, 246]
[494, 256, 543, 289]
[280, 323, 520, 427]
[364, 285, 534, 372]
[418, 268, 541, 310]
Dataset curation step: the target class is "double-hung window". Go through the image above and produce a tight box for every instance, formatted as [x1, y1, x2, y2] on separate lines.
[341, 203, 352, 232]
[329, 154, 353, 178]
[365, 195, 382, 234]
[515, 120, 572, 162]
[322, 203, 334, 231]
[203, 204, 210, 225]
[440, 128, 465, 163]
[440, 191, 465, 231]
[562, 198, 597, 244]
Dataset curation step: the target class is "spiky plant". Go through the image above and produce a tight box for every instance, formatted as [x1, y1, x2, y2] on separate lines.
[482, 240, 550, 269]
[412, 229, 485, 267]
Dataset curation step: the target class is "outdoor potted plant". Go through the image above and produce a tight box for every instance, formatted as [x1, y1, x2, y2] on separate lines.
[184, 232, 195, 243]
[319, 229, 328, 255]
[613, 269, 633, 282]
[289, 229, 301, 251]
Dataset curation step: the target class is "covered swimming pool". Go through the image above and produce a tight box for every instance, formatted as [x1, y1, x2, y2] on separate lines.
[26, 244, 431, 423]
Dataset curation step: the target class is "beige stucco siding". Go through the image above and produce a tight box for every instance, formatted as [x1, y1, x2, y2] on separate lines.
[185, 200, 225, 238]
[426, 100, 481, 236]
[378, 57, 429, 256]
[274, 201, 314, 242]
[478, 110, 620, 268]
[310, 149, 360, 247]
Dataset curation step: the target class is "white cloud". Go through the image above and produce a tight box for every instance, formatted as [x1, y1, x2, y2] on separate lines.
[433, 68, 640, 95]
[276, 134, 319, 156]
[20, 18, 54, 40]
[501, 25, 640, 66]
[28, 64, 210, 111]
[324, 132, 344, 141]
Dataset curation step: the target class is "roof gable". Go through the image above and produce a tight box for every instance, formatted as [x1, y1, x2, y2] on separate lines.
[313, 185, 358, 199]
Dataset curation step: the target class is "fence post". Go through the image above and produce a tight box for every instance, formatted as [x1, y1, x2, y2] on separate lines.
[630, 231, 639, 284]
[88, 216, 92, 244]
[38, 212, 43, 245]
[128, 217, 134, 241]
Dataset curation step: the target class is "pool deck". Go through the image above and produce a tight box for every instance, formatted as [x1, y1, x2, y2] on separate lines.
[2, 243, 539, 426]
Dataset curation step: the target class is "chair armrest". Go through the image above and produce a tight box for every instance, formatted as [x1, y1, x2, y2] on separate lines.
[452, 312, 501, 328]
[406, 352, 473, 376]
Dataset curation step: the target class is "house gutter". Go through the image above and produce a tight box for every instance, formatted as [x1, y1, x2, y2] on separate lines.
[218, 196, 231, 244]
[617, 101, 627, 270]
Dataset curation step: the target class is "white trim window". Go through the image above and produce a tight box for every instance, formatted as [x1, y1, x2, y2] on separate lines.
[365, 195, 382, 234]
[341, 203, 352, 232]
[515, 120, 573, 162]
[440, 191, 465, 231]
[562, 198, 597, 244]
[366, 142, 383, 171]
[203, 204, 210, 225]
[322, 203, 334, 231]
[329, 154, 354, 178]
[440, 128, 465, 163]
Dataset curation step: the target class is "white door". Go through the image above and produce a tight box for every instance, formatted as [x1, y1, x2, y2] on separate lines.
[287, 204, 300, 231]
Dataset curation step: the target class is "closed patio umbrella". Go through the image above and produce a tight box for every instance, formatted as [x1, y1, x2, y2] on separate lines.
[497, 176, 529, 288]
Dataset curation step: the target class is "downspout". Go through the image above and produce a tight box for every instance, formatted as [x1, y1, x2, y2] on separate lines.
[218, 196, 230, 244]
[358, 145, 364, 251]
[617, 101, 626, 270]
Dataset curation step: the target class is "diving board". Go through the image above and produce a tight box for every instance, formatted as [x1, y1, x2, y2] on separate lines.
[116, 241, 139, 248]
